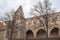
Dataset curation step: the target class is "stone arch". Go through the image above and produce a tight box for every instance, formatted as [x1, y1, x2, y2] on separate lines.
[37, 29, 46, 38]
[50, 27, 59, 37]
[26, 30, 34, 38]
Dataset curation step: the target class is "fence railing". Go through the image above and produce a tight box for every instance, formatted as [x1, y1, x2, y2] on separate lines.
[12, 37, 60, 40]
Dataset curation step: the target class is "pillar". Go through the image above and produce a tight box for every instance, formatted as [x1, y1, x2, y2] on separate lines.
[34, 32, 36, 38]
[48, 30, 50, 38]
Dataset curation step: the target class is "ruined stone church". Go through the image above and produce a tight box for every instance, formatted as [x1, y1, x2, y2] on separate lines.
[0, 5, 60, 40]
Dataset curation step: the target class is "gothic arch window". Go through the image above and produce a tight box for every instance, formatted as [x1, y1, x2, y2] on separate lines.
[37, 29, 46, 38]
[26, 21, 31, 26]
[50, 28, 59, 37]
[55, 16, 60, 21]
[26, 30, 34, 38]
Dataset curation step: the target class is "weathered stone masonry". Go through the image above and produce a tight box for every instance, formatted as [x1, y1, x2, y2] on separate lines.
[0, 5, 60, 40]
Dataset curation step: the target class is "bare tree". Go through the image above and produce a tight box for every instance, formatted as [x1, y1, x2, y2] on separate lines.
[1, 10, 14, 21]
[1, 10, 15, 40]
[30, 0, 55, 40]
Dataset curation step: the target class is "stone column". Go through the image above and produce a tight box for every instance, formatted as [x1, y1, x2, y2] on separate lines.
[34, 32, 36, 38]
[48, 30, 50, 38]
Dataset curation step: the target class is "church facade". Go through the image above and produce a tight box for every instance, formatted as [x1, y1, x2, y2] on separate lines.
[0, 6, 60, 40]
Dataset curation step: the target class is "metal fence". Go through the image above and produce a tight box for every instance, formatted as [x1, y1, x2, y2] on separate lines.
[12, 37, 60, 40]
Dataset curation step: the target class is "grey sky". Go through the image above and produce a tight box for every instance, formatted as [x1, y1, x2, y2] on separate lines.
[0, 0, 60, 18]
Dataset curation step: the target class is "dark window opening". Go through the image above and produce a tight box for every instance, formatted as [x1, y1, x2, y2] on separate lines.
[26, 30, 34, 38]
[37, 29, 46, 38]
[50, 28, 59, 37]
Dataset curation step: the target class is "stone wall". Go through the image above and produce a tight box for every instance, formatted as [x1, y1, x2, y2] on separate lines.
[0, 5, 60, 40]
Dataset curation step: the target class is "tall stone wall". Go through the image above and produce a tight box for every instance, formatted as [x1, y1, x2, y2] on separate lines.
[0, 5, 60, 40]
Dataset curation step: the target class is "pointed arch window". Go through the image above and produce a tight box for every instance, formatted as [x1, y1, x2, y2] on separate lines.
[37, 29, 46, 38]
[56, 16, 60, 21]
[26, 30, 34, 38]
[50, 28, 59, 37]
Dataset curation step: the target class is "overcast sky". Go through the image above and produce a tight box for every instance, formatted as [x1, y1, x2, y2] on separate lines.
[0, 0, 60, 19]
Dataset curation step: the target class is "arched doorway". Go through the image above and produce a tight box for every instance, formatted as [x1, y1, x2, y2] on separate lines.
[50, 28, 59, 37]
[37, 29, 46, 38]
[26, 30, 34, 38]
